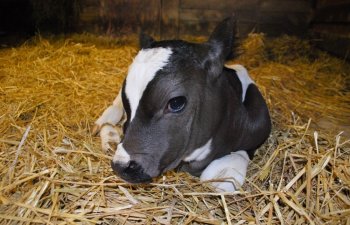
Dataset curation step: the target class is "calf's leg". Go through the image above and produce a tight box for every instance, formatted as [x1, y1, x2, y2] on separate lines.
[99, 125, 122, 152]
[200, 151, 250, 192]
[93, 90, 124, 134]
[93, 90, 124, 151]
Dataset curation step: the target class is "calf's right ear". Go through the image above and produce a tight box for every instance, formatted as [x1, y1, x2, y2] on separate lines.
[139, 32, 155, 49]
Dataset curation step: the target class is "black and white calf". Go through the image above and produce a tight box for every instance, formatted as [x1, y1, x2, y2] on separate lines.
[94, 17, 271, 192]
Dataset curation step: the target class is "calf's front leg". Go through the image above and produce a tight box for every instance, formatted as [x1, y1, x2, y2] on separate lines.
[200, 150, 250, 192]
[93, 90, 124, 134]
[93, 90, 124, 152]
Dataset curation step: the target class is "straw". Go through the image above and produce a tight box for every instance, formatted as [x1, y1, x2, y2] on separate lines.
[0, 33, 349, 224]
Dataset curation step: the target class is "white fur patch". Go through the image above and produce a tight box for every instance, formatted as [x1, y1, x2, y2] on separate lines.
[125, 47, 172, 122]
[184, 139, 212, 162]
[200, 150, 250, 192]
[225, 64, 254, 102]
[100, 125, 121, 152]
[113, 143, 131, 164]
[95, 90, 124, 127]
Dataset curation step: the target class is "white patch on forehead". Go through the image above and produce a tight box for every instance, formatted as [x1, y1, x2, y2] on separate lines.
[225, 64, 254, 102]
[125, 47, 173, 121]
[113, 143, 131, 164]
[184, 139, 212, 162]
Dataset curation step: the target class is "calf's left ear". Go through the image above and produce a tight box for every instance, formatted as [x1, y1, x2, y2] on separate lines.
[209, 16, 237, 60]
[203, 16, 237, 78]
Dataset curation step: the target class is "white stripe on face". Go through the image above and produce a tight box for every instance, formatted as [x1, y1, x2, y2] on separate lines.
[125, 47, 173, 122]
[225, 64, 254, 102]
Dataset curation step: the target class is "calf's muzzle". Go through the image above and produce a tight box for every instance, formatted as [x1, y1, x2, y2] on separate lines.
[111, 160, 152, 184]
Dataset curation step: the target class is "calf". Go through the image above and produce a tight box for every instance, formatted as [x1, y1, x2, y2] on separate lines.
[94, 17, 271, 192]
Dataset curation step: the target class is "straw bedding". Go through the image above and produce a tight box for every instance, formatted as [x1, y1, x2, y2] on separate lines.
[0, 33, 349, 224]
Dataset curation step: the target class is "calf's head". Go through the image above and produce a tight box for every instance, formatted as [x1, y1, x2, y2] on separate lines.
[111, 17, 237, 183]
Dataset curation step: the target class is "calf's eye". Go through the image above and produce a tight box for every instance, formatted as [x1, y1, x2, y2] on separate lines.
[167, 96, 186, 113]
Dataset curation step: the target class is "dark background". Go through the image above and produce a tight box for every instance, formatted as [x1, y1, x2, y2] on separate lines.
[0, 0, 349, 58]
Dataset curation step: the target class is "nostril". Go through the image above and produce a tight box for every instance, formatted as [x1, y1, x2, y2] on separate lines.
[128, 161, 137, 170]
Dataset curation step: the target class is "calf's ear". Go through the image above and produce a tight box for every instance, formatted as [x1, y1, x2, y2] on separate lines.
[202, 16, 237, 79]
[208, 16, 237, 60]
[139, 32, 155, 49]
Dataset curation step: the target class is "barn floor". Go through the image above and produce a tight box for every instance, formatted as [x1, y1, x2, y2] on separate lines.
[0, 34, 349, 224]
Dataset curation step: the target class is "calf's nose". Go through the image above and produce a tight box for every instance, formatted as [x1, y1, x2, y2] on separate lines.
[111, 160, 152, 184]
[112, 143, 152, 183]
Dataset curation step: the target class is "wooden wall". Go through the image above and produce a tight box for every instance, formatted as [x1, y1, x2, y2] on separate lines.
[2, 0, 348, 59]
[310, 0, 350, 59]
[172, 0, 312, 38]
[79, 0, 161, 36]
[78, 0, 313, 38]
